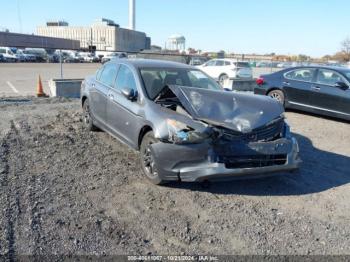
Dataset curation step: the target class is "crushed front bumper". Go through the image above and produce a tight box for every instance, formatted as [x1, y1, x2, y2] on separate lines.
[150, 137, 301, 182]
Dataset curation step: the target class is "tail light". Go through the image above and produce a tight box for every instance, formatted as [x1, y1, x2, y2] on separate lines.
[256, 77, 264, 86]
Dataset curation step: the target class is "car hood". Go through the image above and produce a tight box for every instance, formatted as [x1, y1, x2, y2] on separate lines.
[168, 85, 284, 133]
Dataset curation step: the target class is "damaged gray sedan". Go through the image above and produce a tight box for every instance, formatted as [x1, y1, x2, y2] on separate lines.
[81, 59, 301, 184]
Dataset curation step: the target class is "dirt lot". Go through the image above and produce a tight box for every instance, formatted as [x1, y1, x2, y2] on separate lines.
[0, 97, 349, 258]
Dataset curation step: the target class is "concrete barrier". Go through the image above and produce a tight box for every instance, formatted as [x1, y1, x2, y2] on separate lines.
[49, 79, 83, 98]
[223, 79, 258, 92]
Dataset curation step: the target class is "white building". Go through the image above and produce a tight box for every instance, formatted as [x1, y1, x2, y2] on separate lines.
[167, 34, 186, 52]
[36, 18, 151, 52]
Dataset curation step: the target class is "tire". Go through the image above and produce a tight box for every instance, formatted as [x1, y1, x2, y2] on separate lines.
[82, 99, 98, 131]
[140, 131, 166, 185]
[268, 89, 285, 105]
[218, 74, 229, 86]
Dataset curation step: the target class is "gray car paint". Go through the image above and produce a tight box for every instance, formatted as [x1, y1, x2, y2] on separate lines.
[81, 59, 300, 182]
[168, 85, 284, 133]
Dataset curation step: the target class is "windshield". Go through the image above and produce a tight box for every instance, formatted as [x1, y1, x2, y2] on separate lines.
[343, 71, 350, 80]
[234, 62, 250, 68]
[140, 68, 222, 100]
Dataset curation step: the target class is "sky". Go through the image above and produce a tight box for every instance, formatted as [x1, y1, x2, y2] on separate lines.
[1, 0, 350, 57]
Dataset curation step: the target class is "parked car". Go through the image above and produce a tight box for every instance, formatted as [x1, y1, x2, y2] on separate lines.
[24, 48, 48, 62]
[10, 48, 26, 62]
[197, 59, 253, 85]
[101, 52, 127, 64]
[277, 62, 293, 68]
[19, 50, 38, 62]
[46, 50, 59, 63]
[81, 59, 300, 184]
[189, 56, 209, 66]
[254, 66, 350, 121]
[0, 47, 17, 62]
[0, 54, 4, 62]
[78, 52, 100, 63]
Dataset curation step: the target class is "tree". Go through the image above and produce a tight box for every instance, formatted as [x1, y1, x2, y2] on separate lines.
[297, 54, 309, 62]
[341, 37, 350, 61]
[333, 51, 348, 62]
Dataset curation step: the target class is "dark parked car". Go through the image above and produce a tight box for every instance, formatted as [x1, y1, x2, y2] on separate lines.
[255, 66, 350, 121]
[0, 54, 4, 62]
[81, 59, 300, 184]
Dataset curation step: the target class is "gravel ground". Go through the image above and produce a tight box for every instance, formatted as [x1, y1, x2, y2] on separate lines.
[0, 97, 349, 258]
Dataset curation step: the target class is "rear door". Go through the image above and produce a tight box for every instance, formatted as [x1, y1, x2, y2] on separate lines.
[282, 68, 316, 105]
[309, 68, 350, 116]
[90, 63, 119, 124]
[201, 60, 217, 79]
[106, 64, 142, 148]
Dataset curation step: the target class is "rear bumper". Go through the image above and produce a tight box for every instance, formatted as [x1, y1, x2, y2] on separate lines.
[254, 86, 268, 95]
[151, 137, 301, 182]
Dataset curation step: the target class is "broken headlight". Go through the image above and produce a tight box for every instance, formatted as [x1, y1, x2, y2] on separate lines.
[166, 119, 210, 144]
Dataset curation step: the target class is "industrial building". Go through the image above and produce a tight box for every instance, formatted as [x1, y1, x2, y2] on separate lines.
[36, 18, 151, 52]
[0, 31, 80, 50]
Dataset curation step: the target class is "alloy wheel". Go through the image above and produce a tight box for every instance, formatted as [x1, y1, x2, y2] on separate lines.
[142, 143, 158, 178]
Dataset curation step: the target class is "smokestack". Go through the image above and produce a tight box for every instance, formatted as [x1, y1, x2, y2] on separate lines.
[129, 0, 135, 30]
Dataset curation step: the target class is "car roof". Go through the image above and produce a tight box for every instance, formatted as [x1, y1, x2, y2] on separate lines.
[110, 58, 194, 69]
[210, 58, 248, 63]
[282, 65, 350, 73]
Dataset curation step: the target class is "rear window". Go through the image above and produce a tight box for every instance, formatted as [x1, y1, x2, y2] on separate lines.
[234, 62, 250, 68]
[285, 69, 315, 82]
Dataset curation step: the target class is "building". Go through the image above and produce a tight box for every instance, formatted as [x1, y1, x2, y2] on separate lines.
[167, 34, 186, 52]
[36, 18, 151, 52]
[0, 31, 80, 50]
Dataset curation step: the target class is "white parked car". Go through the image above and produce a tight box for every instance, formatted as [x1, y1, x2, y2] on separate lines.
[197, 59, 252, 85]
[78, 52, 99, 63]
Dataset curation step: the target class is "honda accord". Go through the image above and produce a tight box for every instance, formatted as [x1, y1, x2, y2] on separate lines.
[81, 59, 301, 184]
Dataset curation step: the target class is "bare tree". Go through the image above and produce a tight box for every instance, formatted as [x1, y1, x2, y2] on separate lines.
[341, 37, 350, 61]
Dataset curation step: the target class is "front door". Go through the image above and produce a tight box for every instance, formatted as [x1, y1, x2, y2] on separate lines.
[106, 64, 142, 148]
[309, 68, 350, 116]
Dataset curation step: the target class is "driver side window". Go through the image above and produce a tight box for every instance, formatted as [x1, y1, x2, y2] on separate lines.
[316, 69, 346, 86]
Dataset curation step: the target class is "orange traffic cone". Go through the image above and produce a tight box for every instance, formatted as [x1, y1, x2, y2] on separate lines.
[36, 75, 47, 97]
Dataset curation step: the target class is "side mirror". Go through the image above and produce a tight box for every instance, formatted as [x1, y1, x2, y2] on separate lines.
[121, 87, 138, 101]
[334, 81, 349, 90]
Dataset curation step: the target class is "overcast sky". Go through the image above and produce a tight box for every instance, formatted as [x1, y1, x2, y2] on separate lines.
[1, 0, 349, 57]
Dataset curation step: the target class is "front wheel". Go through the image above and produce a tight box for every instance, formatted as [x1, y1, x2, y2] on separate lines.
[268, 89, 285, 105]
[82, 99, 98, 131]
[140, 131, 166, 185]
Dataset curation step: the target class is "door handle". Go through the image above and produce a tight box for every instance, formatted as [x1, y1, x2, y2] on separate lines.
[283, 81, 290, 86]
[311, 86, 321, 91]
[108, 94, 114, 100]
[91, 83, 95, 88]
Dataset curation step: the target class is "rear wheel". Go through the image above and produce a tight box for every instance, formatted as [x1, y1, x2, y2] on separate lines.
[140, 131, 165, 185]
[82, 99, 98, 131]
[268, 89, 285, 105]
[218, 74, 229, 86]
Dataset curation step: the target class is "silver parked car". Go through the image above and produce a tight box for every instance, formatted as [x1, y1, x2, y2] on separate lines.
[81, 59, 301, 185]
